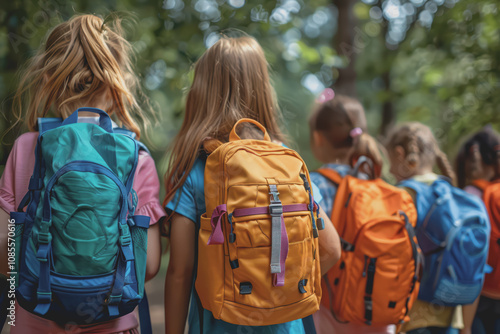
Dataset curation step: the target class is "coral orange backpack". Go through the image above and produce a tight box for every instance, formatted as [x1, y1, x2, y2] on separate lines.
[196, 119, 323, 326]
[318, 158, 421, 326]
[473, 179, 500, 297]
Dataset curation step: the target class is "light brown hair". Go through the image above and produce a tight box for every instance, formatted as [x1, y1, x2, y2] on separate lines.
[12, 14, 151, 138]
[385, 122, 456, 182]
[164, 35, 285, 204]
[309, 94, 384, 177]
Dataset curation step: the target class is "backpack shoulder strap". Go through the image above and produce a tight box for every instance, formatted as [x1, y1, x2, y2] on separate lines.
[37, 117, 63, 135]
[317, 168, 343, 185]
[398, 179, 430, 195]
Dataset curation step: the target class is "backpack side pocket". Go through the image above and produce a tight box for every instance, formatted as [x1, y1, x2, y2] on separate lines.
[129, 215, 150, 298]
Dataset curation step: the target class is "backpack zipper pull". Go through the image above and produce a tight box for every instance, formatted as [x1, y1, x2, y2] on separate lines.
[300, 173, 319, 238]
[228, 213, 236, 243]
[362, 255, 369, 277]
[300, 173, 310, 191]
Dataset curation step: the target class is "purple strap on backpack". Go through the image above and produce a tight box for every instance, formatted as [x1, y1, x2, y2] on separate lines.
[208, 204, 226, 245]
[273, 214, 289, 287]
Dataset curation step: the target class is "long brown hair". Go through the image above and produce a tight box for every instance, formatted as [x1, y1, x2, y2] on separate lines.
[385, 122, 456, 183]
[12, 14, 152, 138]
[309, 94, 384, 177]
[164, 35, 285, 204]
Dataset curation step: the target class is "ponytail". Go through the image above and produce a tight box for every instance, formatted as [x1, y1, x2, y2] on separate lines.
[406, 134, 420, 168]
[13, 14, 153, 139]
[351, 133, 384, 178]
[435, 148, 456, 184]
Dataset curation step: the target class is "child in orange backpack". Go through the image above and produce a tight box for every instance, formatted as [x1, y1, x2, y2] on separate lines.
[163, 35, 341, 334]
[0, 14, 164, 333]
[455, 126, 500, 334]
[386, 122, 487, 334]
[309, 91, 406, 334]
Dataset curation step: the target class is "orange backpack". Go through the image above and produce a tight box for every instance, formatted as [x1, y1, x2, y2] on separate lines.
[318, 158, 421, 326]
[473, 179, 500, 297]
[196, 119, 322, 326]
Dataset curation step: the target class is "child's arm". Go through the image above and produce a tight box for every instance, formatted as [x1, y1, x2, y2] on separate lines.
[165, 213, 196, 334]
[461, 297, 480, 334]
[317, 207, 341, 275]
[0, 209, 8, 276]
[146, 223, 161, 281]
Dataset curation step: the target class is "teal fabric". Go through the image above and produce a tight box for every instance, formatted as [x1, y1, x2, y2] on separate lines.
[166, 156, 323, 334]
[32, 123, 137, 275]
[131, 225, 148, 296]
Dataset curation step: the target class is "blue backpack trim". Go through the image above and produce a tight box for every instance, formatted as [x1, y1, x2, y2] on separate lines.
[38, 117, 150, 154]
[399, 177, 490, 306]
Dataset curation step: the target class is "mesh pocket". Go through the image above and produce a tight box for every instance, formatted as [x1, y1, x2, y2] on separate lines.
[131, 226, 148, 296]
[435, 278, 481, 305]
[132, 227, 148, 250]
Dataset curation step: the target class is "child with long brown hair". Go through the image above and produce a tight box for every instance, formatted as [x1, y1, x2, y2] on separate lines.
[0, 14, 163, 333]
[308, 91, 395, 334]
[385, 122, 463, 334]
[163, 35, 341, 334]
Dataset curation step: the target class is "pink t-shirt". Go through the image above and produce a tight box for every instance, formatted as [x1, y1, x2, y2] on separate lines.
[0, 130, 165, 333]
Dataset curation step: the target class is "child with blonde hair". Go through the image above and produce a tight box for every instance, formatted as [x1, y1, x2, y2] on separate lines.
[0, 14, 164, 333]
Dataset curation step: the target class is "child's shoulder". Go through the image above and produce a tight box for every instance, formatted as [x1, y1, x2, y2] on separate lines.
[10, 132, 38, 159]
[14, 131, 38, 146]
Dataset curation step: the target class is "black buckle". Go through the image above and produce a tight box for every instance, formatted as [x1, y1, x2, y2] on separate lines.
[239, 282, 252, 295]
[230, 259, 239, 269]
[298, 279, 308, 294]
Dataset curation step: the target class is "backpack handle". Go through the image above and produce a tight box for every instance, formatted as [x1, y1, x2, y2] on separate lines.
[62, 107, 113, 133]
[229, 118, 271, 142]
[351, 156, 375, 179]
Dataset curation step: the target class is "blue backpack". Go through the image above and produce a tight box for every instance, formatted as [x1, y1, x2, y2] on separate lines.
[5, 108, 152, 331]
[399, 177, 490, 306]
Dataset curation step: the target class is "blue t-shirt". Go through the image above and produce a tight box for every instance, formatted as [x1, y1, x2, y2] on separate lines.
[309, 164, 351, 217]
[166, 156, 323, 334]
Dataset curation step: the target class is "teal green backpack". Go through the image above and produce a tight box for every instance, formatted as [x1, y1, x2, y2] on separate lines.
[10, 108, 152, 331]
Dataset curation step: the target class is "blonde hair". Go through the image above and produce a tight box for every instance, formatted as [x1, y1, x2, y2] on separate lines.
[385, 122, 456, 182]
[12, 14, 151, 138]
[164, 35, 285, 204]
[309, 94, 384, 177]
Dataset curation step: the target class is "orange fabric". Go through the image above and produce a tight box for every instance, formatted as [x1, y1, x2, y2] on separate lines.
[473, 179, 500, 298]
[196, 119, 322, 326]
[318, 169, 420, 326]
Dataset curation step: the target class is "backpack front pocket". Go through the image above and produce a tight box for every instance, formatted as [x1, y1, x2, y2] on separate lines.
[232, 237, 315, 309]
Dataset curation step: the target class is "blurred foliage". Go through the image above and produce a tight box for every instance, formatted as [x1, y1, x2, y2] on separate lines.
[0, 0, 498, 191]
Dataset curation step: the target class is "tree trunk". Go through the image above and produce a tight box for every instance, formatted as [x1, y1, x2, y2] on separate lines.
[333, 0, 357, 97]
[379, 70, 394, 136]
